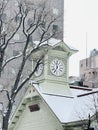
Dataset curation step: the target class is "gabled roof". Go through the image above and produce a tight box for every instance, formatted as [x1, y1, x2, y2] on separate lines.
[8, 85, 38, 129]
[34, 38, 78, 55]
[9, 83, 98, 129]
[51, 41, 78, 56]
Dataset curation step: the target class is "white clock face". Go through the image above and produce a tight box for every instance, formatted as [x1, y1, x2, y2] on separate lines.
[50, 59, 65, 76]
[34, 64, 43, 77]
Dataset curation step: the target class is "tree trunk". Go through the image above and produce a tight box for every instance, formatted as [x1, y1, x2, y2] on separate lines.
[2, 116, 9, 130]
[0, 48, 5, 77]
[0, 50, 3, 76]
[2, 101, 13, 130]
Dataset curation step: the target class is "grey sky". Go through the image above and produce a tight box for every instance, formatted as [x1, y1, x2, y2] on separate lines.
[64, 0, 98, 76]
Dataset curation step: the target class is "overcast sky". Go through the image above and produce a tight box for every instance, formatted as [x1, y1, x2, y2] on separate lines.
[64, 0, 98, 76]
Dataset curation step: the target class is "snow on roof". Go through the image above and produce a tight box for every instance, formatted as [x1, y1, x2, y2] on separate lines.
[34, 38, 61, 46]
[48, 38, 61, 46]
[34, 38, 78, 51]
[65, 43, 78, 51]
[33, 84, 98, 123]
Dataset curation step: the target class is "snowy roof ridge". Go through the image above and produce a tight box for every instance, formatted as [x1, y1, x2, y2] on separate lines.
[42, 92, 74, 98]
[34, 38, 78, 51]
[34, 38, 61, 46]
[65, 43, 78, 51]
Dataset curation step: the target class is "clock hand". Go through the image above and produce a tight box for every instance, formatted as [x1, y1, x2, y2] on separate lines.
[54, 64, 59, 73]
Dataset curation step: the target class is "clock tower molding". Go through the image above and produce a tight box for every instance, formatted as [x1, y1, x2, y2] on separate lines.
[32, 39, 78, 96]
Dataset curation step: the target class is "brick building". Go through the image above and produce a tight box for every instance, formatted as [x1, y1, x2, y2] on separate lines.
[80, 49, 98, 88]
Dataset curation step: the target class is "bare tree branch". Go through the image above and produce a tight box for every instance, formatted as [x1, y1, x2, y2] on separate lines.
[2, 52, 22, 69]
[26, 9, 37, 32]
[12, 58, 43, 99]
[1, 89, 10, 102]
[0, 1, 58, 130]
[22, 8, 28, 37]
[3, 4, 23, 50]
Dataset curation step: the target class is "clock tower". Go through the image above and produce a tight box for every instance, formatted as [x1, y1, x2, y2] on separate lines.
[32, 39, 78, 96]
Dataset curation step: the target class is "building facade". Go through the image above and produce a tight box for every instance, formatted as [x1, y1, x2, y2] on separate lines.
[80, 49, 98, 88]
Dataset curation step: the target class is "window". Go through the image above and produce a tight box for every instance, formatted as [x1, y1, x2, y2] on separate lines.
[27, 18, 33, 26]
[81, 63, 83, 67]
[13, 50, 20, 56]
[93, 71, 95, 74]
[86, 58, 90, 68]
[13, 34, 20, 40]
[52, 24, 58, 33]
[53, 8, 59, 15]
[0, 13, 6, 21]
[15, 15, 21, 22]
[41, 21, 45, 29]
[28, 104, 40, 112]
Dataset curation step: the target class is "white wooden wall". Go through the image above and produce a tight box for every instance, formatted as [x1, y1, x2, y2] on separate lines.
[13, 98, 63, 130]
